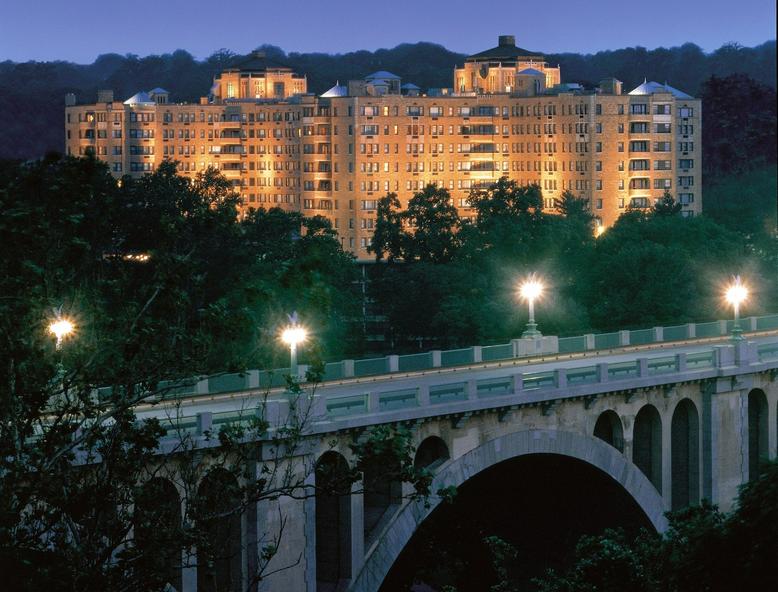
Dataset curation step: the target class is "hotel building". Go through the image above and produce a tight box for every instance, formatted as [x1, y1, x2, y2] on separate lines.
[65, 36, 702, 258]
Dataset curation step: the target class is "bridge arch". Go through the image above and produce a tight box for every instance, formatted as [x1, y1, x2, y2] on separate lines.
[748, 389, 768, 479]
[348, 429, 667, 592]
[671, 398, 700, 509]
[633, 404, 663, 491]
[414, 435, 450, 471]
[593, 410, 624, 453]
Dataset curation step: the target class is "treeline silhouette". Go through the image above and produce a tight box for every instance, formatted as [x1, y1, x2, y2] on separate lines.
[0, 40, 774, 160]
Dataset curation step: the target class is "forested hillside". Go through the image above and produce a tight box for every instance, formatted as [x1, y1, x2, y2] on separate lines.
[0, 40, 775, 160]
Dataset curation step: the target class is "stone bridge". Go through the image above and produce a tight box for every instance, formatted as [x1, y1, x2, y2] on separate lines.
[134, 317, 778, 592]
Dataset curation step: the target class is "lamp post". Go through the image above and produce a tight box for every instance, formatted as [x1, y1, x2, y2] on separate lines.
[281, 313, 307, 378]
[725, 276, 748, 341]
[519, 277, 544, 339]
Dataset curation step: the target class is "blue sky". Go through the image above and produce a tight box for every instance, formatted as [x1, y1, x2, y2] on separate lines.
[1, 0, 775, 63]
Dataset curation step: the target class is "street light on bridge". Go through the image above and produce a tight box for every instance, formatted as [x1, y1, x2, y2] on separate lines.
[724, 276, 748, 341]
[518, 276, 544, 339]
[48, 314, 75, 350]
[281, 312, 307, 377]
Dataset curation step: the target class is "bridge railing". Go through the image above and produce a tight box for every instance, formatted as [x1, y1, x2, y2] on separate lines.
[142, 313, 778, 401]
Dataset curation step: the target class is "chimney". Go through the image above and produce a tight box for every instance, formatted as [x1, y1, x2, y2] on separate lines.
[65, 93, 76, 106]
[498, 35, 515, 47]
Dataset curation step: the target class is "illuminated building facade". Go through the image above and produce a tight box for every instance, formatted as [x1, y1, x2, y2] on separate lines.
[65, 37, 702, 258]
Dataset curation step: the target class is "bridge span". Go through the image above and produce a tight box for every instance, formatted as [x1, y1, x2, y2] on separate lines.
[134, 318, 778, 592]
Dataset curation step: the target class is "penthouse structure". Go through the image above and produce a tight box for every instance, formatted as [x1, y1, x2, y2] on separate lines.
[65, 37, 702, 258]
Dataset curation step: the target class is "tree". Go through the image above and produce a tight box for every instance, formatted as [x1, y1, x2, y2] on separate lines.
[652, 191, 682, 216]
[0, 155, 424, 590]
[369, 192, 404, 262]
[402, 184, 461, 263]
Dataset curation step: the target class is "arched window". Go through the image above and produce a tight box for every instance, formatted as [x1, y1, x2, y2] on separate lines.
[633, 405, 662, 491]
[196, 468, 243, 592]
[748, 389, 768, 479]
[134, 478, 182, 591]
[671, 399, 700, 510]
[315, 452, 352, 591]
[414, 436, 450, 472]
[593, 410, 624, 453]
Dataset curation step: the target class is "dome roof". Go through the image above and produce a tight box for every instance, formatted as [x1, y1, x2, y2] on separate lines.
[321, 82, 348, 98]
[629, 80, 692, 99]
[365, 70, 400, 80]
[123, 91, 154, 106]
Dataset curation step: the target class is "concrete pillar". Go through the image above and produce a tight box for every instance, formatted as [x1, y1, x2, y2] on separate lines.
[767, 393, 778, 461]
[467, 379, 478, 400]
[417, 385, 430, 406]
[511, 374, 523, 394]
[554, 369, 567, 389]
[431, 350, 442, 368]
[350, 481, 365, 581]
[196, 411, 212, 435]
[653, 326, 664, 342]
[745, 316, 758, 332]
[343, 359, 355, 378]
[618, 330, 630, 347]
[675, 352, 687, 372]
[195, 377, 209, 395]
[387, 355, 399, 373]
[661, 408, 672, 508]
[596, 363, 609, 382]
[637, 358, 648, 377]
[718, 320, 727, 336]
[303, 470, 317, 592]
[584, 334, 595, 350]
[686, 323, 696, 339]
[247, 369, 260, 389]
[367, 391, 380, 413]
[472, 346, 483, 363]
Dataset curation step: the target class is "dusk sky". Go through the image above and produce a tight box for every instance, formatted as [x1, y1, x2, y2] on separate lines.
[1, 0, 775, 63]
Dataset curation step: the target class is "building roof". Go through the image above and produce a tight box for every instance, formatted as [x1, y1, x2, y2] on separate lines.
[321, 82, 348, 97]
[123, 91, 155, 106]
[365, 70, 401, 80]
[466, 35, 544, 62]
[517, 68, 544, 76]
[628, 80, 693, 99]
[148, 87, 169, 94]
[401, 83, 420, 90]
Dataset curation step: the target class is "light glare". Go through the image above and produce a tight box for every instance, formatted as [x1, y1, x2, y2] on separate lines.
[725, 281, 748, 306]
[519, 280, 544, 302]
[281, 326, 307, 346]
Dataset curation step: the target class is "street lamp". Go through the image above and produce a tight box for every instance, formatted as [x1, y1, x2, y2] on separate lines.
[281, 313, 307, 377]
[519, 277, 544, 338]
[48, 316, 75, 350]
[724, 276, 748, 341]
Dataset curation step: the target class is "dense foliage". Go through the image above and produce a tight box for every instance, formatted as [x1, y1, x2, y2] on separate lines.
[0, 156, 432, 590]
[0, 40, 775, 159]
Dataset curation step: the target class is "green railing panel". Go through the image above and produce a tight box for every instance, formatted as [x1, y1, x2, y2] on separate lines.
[441, 348, 474, 367]
[758, 343, 778, 361]
[594, 332, 620, 349]
[522, 371, 554, 390]
[429, 382, 468, 404]
[566, 366, 598, 385]
[648, 356, 677, 374]
[208, 373, 249, 394]
[663, 325, 688, 341]
[476, 377, 513, 397]
[323, 362, 345, 382]
[354, 357, 388, 377]
[695, 321, 722, 338]
[608, 361, 638, 379]
[686, 351, 714, 368]
[482, 343, 513, 362]
[327, 394, 368, 417]
[559, 336, 586, 353]
[379, 388, 418, 411]
[398, 352, 432, 372]
[756, 315, 778, 330]
[258, 370, 289, 389]
[630, 328, 655, 346]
